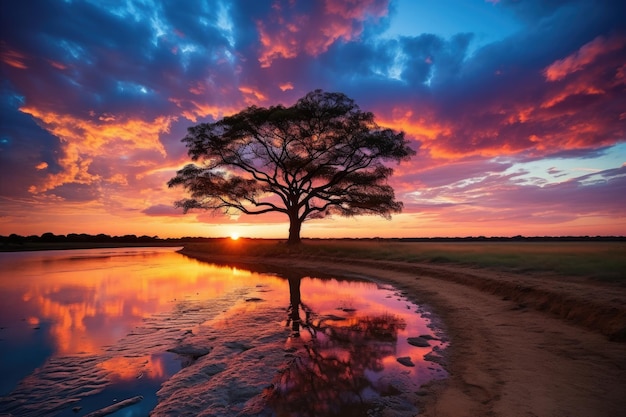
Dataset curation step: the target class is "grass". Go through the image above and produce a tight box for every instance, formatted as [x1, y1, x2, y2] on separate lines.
[183, 239, 626, 283]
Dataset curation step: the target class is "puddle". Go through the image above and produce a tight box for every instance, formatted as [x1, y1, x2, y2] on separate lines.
[0, 248, 447, 416]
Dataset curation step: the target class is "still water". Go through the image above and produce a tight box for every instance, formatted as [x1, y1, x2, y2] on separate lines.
[0, 247, 446, 416]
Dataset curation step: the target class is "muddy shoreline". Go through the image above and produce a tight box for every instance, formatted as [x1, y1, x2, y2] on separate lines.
[180, 248, 626, 417]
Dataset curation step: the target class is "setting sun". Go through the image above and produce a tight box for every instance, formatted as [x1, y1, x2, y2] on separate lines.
[230, 233, 240, 241]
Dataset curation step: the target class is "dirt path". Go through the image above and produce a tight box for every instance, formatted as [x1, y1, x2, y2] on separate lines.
[180, 251, 626, 417]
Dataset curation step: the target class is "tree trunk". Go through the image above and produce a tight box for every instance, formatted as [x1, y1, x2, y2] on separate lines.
[288, 277, 302, 336]
[287, 216, 302, 245]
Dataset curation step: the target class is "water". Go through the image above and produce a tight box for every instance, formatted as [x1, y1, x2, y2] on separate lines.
[0, 247, 446, 416]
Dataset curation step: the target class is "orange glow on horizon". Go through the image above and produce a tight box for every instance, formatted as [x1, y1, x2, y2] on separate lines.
[1, 207, 625, 240]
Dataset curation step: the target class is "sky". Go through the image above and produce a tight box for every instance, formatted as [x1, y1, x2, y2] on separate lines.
[1, 0, 625, 239]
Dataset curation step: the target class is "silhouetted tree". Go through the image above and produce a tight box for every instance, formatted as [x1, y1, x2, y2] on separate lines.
[273, 275, 407, 416]
[168, 90, 414, 244]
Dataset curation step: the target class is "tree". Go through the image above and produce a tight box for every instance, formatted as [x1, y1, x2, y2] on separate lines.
[168, 90, 414, 244]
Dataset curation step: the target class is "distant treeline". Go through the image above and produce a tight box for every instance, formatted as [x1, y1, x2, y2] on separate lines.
[0, 232, 216, 251]
[1, 232, 624, 250]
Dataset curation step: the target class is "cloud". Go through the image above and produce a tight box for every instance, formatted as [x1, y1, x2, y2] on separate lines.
[544, 34, 626, 81]
[0, 83, 64, 198]
[406, 165, 626, 227]
[142, 204, 183, 216]
[0, 43, 28, 69]
[256, 0, 389, 67]
[1, 0, 625, 237]
[547, 167, 567, 178]
[19, 107, 173, 194]
[44, 182, 102, 202]
[383, 30, 626, 162]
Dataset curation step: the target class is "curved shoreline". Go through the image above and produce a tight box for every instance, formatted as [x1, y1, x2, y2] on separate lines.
[180, 248, 626, 417]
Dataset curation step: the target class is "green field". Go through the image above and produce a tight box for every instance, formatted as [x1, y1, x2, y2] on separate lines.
[4, 237, 624, 283]
[184, 239, 626, 283]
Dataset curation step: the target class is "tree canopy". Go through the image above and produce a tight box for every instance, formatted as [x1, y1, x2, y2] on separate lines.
[168, 89, 414, 244]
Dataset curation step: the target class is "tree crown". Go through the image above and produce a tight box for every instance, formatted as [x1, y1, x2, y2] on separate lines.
[168, 90, 414, 242]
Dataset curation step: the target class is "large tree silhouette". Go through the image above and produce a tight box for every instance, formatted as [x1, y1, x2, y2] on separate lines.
[168, 90, 414, 244]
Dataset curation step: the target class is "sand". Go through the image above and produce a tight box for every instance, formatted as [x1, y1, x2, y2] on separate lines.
[180, 249, 626, 417]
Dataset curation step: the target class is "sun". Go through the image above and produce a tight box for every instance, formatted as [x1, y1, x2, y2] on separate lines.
[230, 232, 240, 241]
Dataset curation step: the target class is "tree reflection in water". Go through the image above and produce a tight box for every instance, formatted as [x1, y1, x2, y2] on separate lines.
[268, 276, 407, 416]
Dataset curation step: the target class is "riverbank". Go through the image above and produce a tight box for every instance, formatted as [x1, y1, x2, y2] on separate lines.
[180, 247, 626, 417]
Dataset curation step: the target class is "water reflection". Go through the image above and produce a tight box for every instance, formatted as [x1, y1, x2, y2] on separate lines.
[271, 275, 412, 416]
[0, 248, 283, 416]
[0, 248, 446, 417]
[179, 262, 443, 417]
[274, 327, 400, 416]
[0, 248, 267, 360]
[286, 276, 308, 337]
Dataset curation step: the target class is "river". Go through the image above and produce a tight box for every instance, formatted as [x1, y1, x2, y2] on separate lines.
[0, 247, 446, 416]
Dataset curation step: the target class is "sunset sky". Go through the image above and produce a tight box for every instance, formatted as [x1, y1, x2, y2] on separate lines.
[1, 0, 625, 239]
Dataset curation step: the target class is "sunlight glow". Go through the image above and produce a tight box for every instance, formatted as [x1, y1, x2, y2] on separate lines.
[230, 232, 240, 240]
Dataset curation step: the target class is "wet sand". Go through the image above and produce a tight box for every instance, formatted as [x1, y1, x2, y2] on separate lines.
[181, 249, 626, 417]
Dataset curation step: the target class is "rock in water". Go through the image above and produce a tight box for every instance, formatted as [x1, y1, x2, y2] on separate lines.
[396, 356, 415, 367]
[407, 336, 430, 347]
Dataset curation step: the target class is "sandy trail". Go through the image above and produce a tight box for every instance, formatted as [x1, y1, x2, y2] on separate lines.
[181, 250, 626, 417]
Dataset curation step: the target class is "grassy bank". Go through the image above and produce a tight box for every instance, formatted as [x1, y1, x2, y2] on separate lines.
[183, 239, 626, 283]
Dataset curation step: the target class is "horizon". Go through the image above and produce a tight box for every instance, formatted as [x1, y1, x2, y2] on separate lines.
[2, 231, 624, 241]
[1, 0, 625, 239]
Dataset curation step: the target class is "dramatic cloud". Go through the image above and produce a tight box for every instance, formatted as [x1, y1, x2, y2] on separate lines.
[256, 0, 389, 67]
[544, 34, 626, 82]
[1, 0, 624, 238]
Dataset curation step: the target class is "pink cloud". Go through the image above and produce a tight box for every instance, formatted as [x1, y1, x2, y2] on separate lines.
[404, 167, 626, 233]
[239, 86, 269, 104]
[388, 35, 626, 163]
[257, 0, 389, 67]
[544, 34, 626, 81]
[169, 97, 235, 123]
[142, 204, 184, 216]
[1, 44, 28, 69]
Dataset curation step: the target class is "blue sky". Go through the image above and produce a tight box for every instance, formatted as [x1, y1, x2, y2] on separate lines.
[385, 0, 521, 49]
